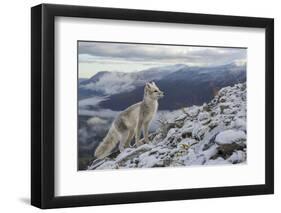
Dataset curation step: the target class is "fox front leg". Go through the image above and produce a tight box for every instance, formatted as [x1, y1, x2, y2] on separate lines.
[135, 119, 143, 146]
[143, 121, 150, 143]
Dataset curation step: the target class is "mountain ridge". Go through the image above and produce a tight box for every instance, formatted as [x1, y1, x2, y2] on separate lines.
[79, 63, 246, 109]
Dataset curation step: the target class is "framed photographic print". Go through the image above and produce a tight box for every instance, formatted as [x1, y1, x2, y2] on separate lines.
[31, 3, 274, 209]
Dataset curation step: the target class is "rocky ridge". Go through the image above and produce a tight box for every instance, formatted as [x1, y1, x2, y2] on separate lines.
[88, 83, 247, 170]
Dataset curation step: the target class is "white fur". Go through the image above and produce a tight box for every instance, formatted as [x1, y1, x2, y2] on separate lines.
[94, 82, 164, 159]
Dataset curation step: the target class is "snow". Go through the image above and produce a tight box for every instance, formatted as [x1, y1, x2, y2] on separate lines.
[227, 150, 247, 164]
[88, 83, 247, 170]
[186, 106, 200, 117]
[198, 112, 210, 121]
[215, 130, 246, 145]
[138, 155, 160, 168]
[234, 118, 246, 130]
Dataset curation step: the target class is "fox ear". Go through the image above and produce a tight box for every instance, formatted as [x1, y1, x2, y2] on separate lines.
[151, 81, 156, 86]
[146, 83, 151, 88]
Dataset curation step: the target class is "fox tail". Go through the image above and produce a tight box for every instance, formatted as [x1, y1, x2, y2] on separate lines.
[94, 125, 119, 159]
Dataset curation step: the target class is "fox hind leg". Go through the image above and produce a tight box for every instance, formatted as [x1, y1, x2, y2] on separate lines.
[124, 130, 134, 148]
[118, 130, 133, 152]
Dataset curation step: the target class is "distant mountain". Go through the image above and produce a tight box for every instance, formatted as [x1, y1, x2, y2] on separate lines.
[79, 78, 88, 83]
[78, 64, 191, 99]
[80, 71, 110, 85]
[97, 63, 246, 110]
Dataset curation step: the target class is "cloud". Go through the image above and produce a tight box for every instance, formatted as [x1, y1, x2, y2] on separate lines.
[81, 72, 136, 95]
[78, 42, 246, 65]
[78, 41, 247, 77]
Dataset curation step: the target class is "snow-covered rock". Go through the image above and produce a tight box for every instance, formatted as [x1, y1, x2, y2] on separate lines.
[88, 83, 247, 170]
[215, 130, 246, 145]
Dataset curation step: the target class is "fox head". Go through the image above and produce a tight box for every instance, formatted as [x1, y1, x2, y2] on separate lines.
[144, 82, 164, 100]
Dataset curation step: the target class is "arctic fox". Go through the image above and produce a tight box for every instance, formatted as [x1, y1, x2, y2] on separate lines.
[94, 82, 164, 159]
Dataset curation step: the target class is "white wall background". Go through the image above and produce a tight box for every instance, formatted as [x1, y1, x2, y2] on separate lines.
[0, 0, 279, 212]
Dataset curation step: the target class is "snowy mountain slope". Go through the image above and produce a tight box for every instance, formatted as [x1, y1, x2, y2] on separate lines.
[88, 83, 247, 170]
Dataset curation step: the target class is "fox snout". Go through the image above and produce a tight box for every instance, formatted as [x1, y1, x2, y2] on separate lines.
[159, 91, 164, 98]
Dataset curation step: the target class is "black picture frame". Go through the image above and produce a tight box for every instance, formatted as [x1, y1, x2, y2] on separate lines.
[31, 3, 274, 209]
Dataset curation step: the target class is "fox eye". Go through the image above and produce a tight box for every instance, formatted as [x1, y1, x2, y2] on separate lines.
[154, 90, 158, 92]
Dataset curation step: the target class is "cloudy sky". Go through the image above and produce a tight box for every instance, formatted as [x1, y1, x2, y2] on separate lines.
[78, 41, 247, 78]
